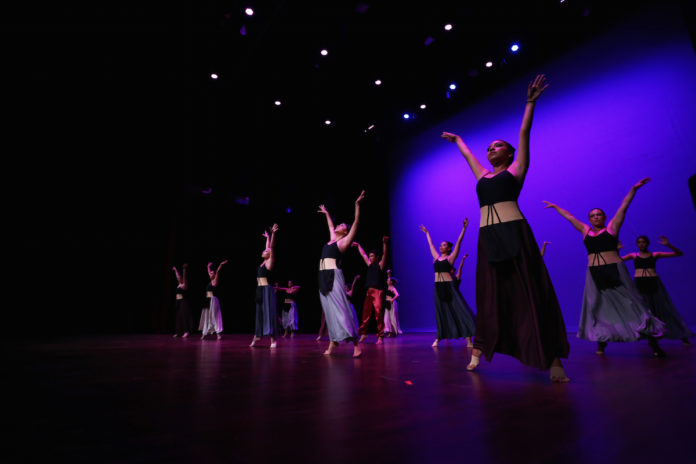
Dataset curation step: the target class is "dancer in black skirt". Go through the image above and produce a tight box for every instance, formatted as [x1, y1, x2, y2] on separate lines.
[250, 224, 279, 348]
[622, 235, 692, 344]
[172, 263, 193, 338]
[442, 74, 570, 382]
[418, 219, 476, 348]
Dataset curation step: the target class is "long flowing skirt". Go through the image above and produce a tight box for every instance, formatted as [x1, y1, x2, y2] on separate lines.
[255, 286, 278, 337]
[319, 269, 359, 342]
[175, 298, 193, 336]
[199, 296, 223, 335]
[578, 262, 664, 342]
[281, 301, 299, 331]
[384, 300, 403, 335]
[475, 219, 570, 370]
[635, 276, 692, 340]
[434, 281, 475, 340]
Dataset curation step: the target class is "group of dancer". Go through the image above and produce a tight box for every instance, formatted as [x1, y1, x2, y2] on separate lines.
[171, 74, 691, 382]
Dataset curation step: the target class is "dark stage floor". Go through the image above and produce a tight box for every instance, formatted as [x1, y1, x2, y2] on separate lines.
[8, 332, 696, 464]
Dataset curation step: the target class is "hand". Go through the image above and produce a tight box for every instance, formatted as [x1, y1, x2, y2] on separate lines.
[633, 177, 650, 190]
[542, 201, 556, 209]
[418, 224, 429, 234]
[220, 260, 229, 266]
[543, 241, 552, 245]
[351, 242, 360, 247]
[207, 262, 213, 268]
[382, 236, 389, 243]
[659, 236, 669, 246]
[387, 269, 392, 275]
[172, 266, 177, 272]
[318, 204, 328, 214]
[440, 132, 460, 143]
[355, 190, 365, 205]
[463, 254, 469, 258]
[270, 223, 279, 233]
[262, 231, 269, 239]
[463, 218, 469, 228]
[526, 74, 549, 102]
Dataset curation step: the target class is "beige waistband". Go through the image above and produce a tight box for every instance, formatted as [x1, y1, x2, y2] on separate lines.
[257, 277, 269, 286]
[635, 268, 658, 278]
[435, 272, 453, 282]
[206, 291, 214, 298]
[284, 298, 294, 304]
[587, 251, 622, 267]
[319, 258, 338, 270]
[480, 201, 524, 227]
[175, 294, 184, 300]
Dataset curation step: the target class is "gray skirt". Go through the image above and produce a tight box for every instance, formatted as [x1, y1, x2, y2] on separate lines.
[635, 276, 694, 340]
[281, 301, 298, 331]
[199, 296, 223, 335]
[255, 285, 278, 337]
[319, 269, 359, 342]
[577, 262, 665, 342]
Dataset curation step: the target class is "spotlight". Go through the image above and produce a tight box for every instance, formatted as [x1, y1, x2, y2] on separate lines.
[325, 120, 332, 125]
[375, 79, 382, 86]
[274, 100, 281, 106]
[420, 104, 427, 109]
[485, 61, 493, 68]
[210, 73, 219, 79]
[444, 24, 453, 31]
[245, 7, 254, 16]
[449, 83, 457, 90]
[511, 43, 520, 52]
[320, 49, 328, 56]
[402, 113, 411, 120]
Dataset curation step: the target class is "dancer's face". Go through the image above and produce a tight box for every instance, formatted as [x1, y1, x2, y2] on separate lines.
[335, 223, 348, 236]
[261, 248, 271, 259]
[636, 237, 649, 251]
[439, 241, 451, 255]
[487, 140, 513, 167]
[588, 209, 606, 228]
[368, 252, 378, 264]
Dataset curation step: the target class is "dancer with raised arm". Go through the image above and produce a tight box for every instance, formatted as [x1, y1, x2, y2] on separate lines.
[418, 220, 475, 348]
[622, 235, 692, 345]
[384, 270, 403, 337]
[172, 263, 192, 338]
[317, 191, 365, 357]
[543, 178, 666, 357]
[277, 280, 301, 338]
[317, 274, 360, 341]
[441, 74, 570, 382]
[250, 224, 279, 348]
[199, 260, 228, 340]
[354, 237, 389, 344]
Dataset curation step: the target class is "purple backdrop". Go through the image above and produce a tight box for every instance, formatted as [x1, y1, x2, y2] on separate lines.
[389, 4, 696, 333]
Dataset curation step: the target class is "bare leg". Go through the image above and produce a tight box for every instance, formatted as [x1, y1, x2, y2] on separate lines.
[323, 341, 338, 356]
[249, 336, 260, 347]
[432, 338, 439, 347]
[270, 337, 277, 348]
[352, 339, 362, 358]
[465, 337, 473, 348]
[467, 348, 482, 371]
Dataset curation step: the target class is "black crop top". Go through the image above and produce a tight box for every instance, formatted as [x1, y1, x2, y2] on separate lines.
[434, 259, 453, 273]
[321, 242, 342, 260]
[583, 230, 619, 255]
[257, 264, 269, 278]
[476, 170, 521, 207]
[206, 282, 217, 296]
[175, 286, 187, 296]
[365, 263, 385, 290]
[634, 255, 656, 269]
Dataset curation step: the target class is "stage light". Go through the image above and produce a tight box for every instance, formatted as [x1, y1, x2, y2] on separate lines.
[511, 43, 520, 52]
[403, 113, 411, 120]
[375, 79, 382, 86]
[325, 120, 332, 125]
[485, 61, 493, 68]
[320, 49, 328, 56]
[444, 24, 453, 31]
[420, 104, 427, 109]
[274, 100, 281, 106]
[245, 7, 254, 16]
[210, 73, 219, 79]
[449, 83, 457, 90]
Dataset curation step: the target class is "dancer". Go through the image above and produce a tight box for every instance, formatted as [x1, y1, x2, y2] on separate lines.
[172, 263, 193, 338]
[543, 178, 666, 357]
[354, 237, 389, 344]
[250, 224, 279, 348]
[441, 74, 570, 382]
[384, 270, 403, 337]
[317, 191, 365, 357]
[418, 220, 476, 348]
[277, 280, 301, 338]
[316, 274, 359, 341]
[622, 235, 692, 345]
[199, 260, 228, 340]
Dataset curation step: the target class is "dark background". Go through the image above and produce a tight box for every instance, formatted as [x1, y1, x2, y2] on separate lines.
[6, 0, 695, 336]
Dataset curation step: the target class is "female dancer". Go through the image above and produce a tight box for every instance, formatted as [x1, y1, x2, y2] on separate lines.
[199, 260, 228, 339]
[172, 263, 192, 338]
[384, 270, 403, 337]
[316, 274, 359, 341]
[622, 235, 692, 344]
[418, 219, 475, 348]
[317, 191, 365, 357]
[543, 178, 666, 357]
[278, 280, 301, 338]
[441, 74, 570, 382]
[250, 224, 279, 348]
[452, 255, 473, 347]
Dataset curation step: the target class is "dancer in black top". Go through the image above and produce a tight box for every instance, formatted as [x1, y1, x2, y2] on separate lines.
[622, 235, 692, 344]
[354, 237, 389, 344]
[250, 224, 279, 348]
[384, 270, 403, 337]
[442, 74, 570, 382]
[277, 280, 301, 338]
[172, 263, 193, 338]
[199, 260, 228, 340]
[543, 178, 666, 357]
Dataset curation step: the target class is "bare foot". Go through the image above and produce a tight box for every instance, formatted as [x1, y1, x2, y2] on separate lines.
[200, 334, 206, 340]
[270, 341, 277, 349]
[358, 334, 367, 344]
[432, 339, 439, 347]
[323, 342, 337, 356]
[216, 333, 222, 340]
[172, 334, 178, 338]
[467, 352, 481, 371]
[182, 332, 189, 338]
[376, 337, 383, 345]
[249, 336, 260, 347]
[353, 346, 362, 358]
[550, 366, 570, 383]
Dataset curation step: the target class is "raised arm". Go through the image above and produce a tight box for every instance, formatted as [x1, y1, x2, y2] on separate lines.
[441, 132, 489, 181]
[543, 201, 590, 235]
[418, 224, 439, 260]
[352, 241, 370, 266]
[266, 224, 279, 270]
[448, 218, 469, 264]
[654, 236, 684, 259]
[620, 251, 636, 261]
[540, 241, 551, 258]
[607, 178, 650, 235]
[318, 205, 337, 242]
[182, 263, 189, 289]
[338, 190, 365, 252]
[173, 266, 182, 284]
[379, 236, 389, 270]
[509, 74, 548, 183]
[455, 254, 468, 281]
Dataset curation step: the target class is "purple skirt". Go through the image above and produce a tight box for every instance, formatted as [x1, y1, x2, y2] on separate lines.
[475, 219, 570, 370]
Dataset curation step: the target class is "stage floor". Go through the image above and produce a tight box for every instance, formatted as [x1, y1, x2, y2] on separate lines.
[8, 333, 696, 463]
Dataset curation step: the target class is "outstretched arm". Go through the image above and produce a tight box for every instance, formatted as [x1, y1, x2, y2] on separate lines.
[266, 224, 279, 270]
[543, 201, 590, 235]
[540, 241, 551, 258]
[379, 236, 389, 270]
[608, 178, 650, 235]
[449, 218, 469, 264]
[441, 132, 489, 181]
[620, 251, 636, 261]
[339, 190, 365, 252]
[509, 74, 548, 184]
[317, 205, 337, 242]
[352, 242, 370, 266]
[173, 266, 182, 283]
[419, 224, 439, 260]
[182, 263, 189, 289]
[455, 254, 468, 281]
[654, 236, 684, 259]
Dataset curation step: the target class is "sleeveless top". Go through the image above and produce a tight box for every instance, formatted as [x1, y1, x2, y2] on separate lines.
[321, 242, 342, 260]
[206, 282, 217, 297]
[319, 242, 342, 295]
[584, 230, 619, 266]
[434, 259, 453, 273]
[175, 286, 187, 297]
[634, 255, 656, 269]
[257, 263, 269, 278]
[365, 263, 385, 290]
[476, 170, 521, 207]
[476, 171, 525, 262]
